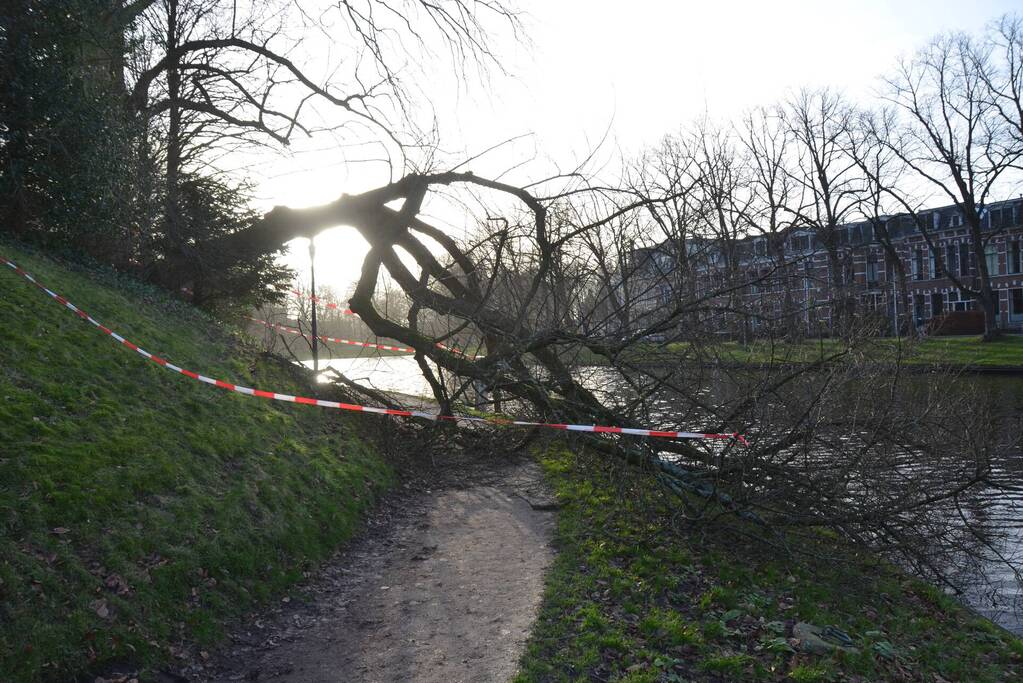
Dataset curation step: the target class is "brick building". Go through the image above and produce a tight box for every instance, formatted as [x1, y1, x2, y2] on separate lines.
[621, 198, 1023, 337]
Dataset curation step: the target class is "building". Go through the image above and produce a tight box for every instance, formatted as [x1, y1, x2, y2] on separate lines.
[620, 198, 1023, 337]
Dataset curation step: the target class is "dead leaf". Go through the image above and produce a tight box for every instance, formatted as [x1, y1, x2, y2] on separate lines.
[90, 599, 110, 619]
[104, 573, 131, 595]
[50, 527, 70, 536]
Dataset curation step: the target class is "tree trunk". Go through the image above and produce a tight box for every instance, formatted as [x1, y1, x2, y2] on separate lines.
[165, 0, 182, 251]
[980, 286, 1000, 341]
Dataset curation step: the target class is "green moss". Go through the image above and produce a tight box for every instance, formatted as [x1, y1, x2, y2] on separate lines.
[787, 664, 832, 682]
[699, 653, 755, 675]
[638, 608, 702, 647]
[0, 240, 394, 681]
[615, 670, 658, 683]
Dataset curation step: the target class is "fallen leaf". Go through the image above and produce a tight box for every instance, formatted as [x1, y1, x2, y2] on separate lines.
[90, 599, 110, 619]
[50, 527, 70, 536]
[104, 573, 131, 595]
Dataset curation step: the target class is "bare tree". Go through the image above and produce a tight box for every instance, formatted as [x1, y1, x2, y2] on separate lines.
[737, 106, 805, 337]
[625, 122, 775, 341]
[982, 15, 1023, 158]
[782, 89, 864, 337]
[844, 108, 921, 337]
[882, 32, 1022, 340]
[123, 0, 521, 264]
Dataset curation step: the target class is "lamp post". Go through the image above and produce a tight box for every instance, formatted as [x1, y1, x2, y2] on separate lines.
[309, 238, 318, 374]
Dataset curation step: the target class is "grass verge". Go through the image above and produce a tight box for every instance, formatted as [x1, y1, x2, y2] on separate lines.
[663, 335, 1023, 370]
[0, 241, 394, 681]
[516, 443, 1023, 682]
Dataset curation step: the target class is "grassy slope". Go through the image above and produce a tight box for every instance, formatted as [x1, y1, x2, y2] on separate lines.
[0, 241, 393, 681]
[517, 444, 1023, 683]
[664, 335, 1023, 369]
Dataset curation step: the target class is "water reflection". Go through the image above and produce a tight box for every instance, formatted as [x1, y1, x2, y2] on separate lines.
[303, 356, 434, 397]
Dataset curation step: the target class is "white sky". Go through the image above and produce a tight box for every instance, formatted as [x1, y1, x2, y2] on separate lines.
[251, 0, 1022, 295]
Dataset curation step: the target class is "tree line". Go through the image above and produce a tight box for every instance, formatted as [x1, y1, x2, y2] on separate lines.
[621, 17, 1023, 341]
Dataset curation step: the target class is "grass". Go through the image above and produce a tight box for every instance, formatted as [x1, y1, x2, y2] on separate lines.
[657, 334, 1023, 370]
[515, 442, 1023, 682]
[704, 335, 1023, 369]
[0, 240, 394, 681]
[571, 334, 1023, 372]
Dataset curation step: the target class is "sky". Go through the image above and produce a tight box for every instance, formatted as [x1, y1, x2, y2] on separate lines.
[247, 0, 1022, 296]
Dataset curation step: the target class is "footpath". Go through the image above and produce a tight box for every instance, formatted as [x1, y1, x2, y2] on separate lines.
[171, 454, 557, 683]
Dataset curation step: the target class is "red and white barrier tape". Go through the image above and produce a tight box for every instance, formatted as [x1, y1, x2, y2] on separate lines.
[247, 316, 469, 356]
[248, 317, 416, 353]
[2, 257, 746, 445]
[218, 287, 460, 355]
[291, 290, 355, 315]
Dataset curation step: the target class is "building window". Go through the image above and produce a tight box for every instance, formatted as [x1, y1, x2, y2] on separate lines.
[948, 289, 974, 312]
[1012, 289, 1023, 318]
[959, 242, 970, 277]
[913, 248, 925, 281]
[866, 258, 879, 287]
[946, 243, 959, 277]
[1009, 240, 1022, 274]
[990, 206, 1017, 229]
[931, 292, 943, 318]
[658, 284, 671, 305]
[985, 245, 999, 276]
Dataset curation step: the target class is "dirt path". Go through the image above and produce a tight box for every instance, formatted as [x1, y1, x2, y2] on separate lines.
[177, 456, 557, 682]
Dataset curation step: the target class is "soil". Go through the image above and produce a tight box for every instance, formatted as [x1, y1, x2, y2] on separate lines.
[168, 452, 557, 683]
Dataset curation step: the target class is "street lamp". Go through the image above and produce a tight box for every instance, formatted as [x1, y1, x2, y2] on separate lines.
[309, 238, 318, 374]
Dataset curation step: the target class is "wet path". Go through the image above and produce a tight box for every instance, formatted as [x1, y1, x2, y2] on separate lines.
[181, 459, 556, 682]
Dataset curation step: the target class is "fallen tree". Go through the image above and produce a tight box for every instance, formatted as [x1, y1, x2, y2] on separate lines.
[236, 169, 1016, 598]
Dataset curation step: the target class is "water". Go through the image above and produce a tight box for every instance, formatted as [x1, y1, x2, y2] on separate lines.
[306, 354, 1023, 633]
[304, 356, 435, 398]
